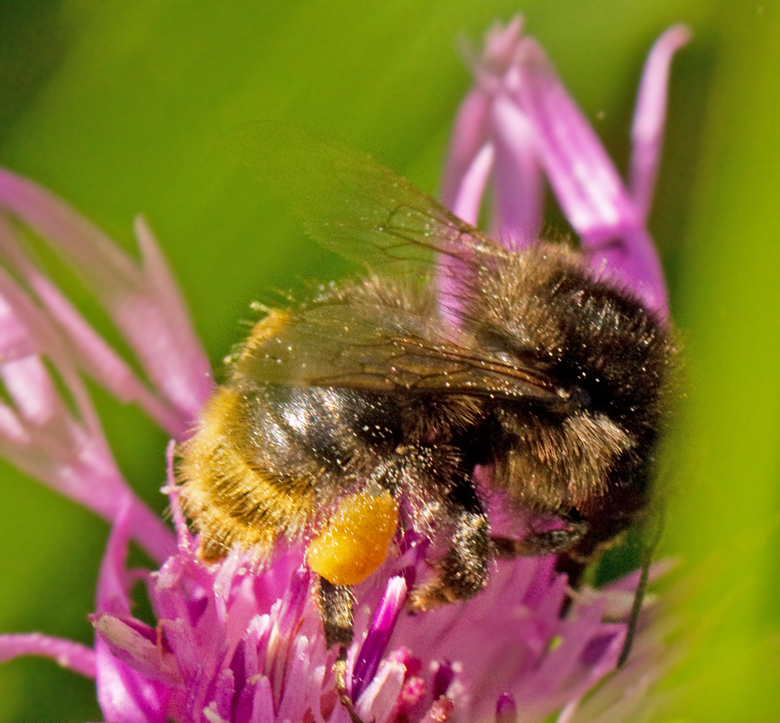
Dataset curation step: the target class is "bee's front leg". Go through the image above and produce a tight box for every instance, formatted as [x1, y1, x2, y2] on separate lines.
[490, 520, 589, 558]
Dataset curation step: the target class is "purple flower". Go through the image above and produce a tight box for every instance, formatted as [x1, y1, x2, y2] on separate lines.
[0, 18, 688, 723]
[444, 18, 689, 320]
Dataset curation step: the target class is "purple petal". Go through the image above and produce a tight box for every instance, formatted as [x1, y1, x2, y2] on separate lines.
[490, 97, 544, 247]
[276, 634, 327, 722]
[353, 659, 406, 723]
[442, 92, 493, 218]
[0, 215, 184, 434]
[443, 16, 544, 243]
[630, 25, 692, 220]
[0, 291, 174, 562]
[440, 16, 526, 210]
[94, 636, 170, 723]
[566, 610, 675, 722]
[447, 142, 494, 227]
[532, 599, 615, 698]
[92, 614, 181, 685]
[96, 496, 137, 615]
[350, 575, 407, 700]
[206, 668, 236, 722]
[0, 633, 96, 677]
[234, 675, 275, 723]
[507, 39, 669, 316]
[0, 292, 36, 360]
[164, 440, 199, 554]
[92, 511, 172, 720]
[511, 39, 637, 239]
[0, 169, 212, 434]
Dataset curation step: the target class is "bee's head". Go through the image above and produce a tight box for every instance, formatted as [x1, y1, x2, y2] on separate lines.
[464, 242, 675, 512]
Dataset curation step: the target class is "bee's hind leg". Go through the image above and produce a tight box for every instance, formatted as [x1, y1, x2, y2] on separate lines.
[317, 577, 354, 692]
[317, 579, 369, 723]
[318, 577, 355, 652]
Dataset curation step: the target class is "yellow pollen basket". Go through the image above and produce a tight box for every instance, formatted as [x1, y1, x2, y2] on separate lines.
[307, 490, 399, 586]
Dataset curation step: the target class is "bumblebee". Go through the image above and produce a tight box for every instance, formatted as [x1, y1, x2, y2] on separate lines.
[179, 127, 675, 656]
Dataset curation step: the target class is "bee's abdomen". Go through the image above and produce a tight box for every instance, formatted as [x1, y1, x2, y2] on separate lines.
[253, 384, 399, 474]
[179, 383, 400, 561]
[178, 386, 314, 560]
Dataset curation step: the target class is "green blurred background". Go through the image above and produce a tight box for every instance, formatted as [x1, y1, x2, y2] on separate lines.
[0, 1, 777, 720]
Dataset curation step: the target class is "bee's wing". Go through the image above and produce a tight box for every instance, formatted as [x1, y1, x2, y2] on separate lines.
[228, 122, 507, 277]
[234, 285, 564, 406]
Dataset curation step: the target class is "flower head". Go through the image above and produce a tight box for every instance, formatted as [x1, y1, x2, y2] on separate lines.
[0, 18, 687, 723]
